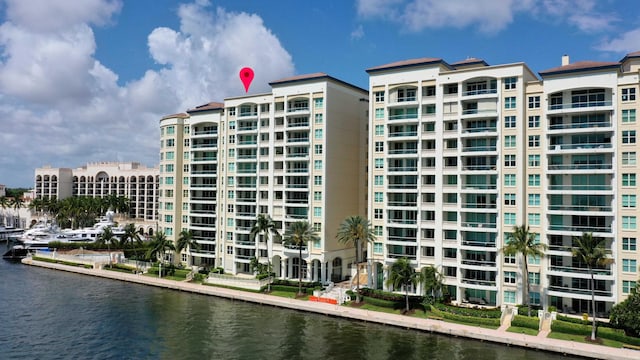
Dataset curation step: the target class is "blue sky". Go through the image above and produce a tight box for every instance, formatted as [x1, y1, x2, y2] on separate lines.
[1, 0, 639, 188]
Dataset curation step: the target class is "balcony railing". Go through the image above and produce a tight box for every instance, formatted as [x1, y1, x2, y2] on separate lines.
[461, 222, 496, 228]
[461, 240, 496, 247]
[460, 278, 496, 286]
[548, 265, 612, 276]
[461, 203, 496, 209]
[389, 131, 418, 137]
[388, 166, 418, 172]
[548, 101, 612, 110]
[462, 146, 496, 152]
[462, 127, 497, 133]
[548, 285, 612, 297]
[462, 89, 497, 96]
[389, 113, 419, 121]
[549, 121, 612, 130]
[548, 205, 612, 212]
[462, 109, 497, 115]
[461, 259, 496, 267]
[387, 201, 417, 207]
[548, 185, 612, 191]
[548, 225, 612, 233]
[388, 149, 418, 155]
[548, 164, 612, 170]
[548, 143, 612, 151]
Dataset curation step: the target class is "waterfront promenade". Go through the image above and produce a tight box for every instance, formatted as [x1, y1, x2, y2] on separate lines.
[22, 258, 636, 360]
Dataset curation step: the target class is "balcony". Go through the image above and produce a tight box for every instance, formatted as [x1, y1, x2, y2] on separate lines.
[548, 121, 612, 131]
[548, 100, 612, 111]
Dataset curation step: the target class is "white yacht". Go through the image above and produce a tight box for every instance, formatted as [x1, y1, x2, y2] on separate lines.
[61, 210, 125, 242]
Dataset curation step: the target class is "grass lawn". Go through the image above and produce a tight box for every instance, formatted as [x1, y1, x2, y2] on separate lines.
[269, 290, 309, 300]
[547, 332, 625, 348]
[508, 326, 539, 336]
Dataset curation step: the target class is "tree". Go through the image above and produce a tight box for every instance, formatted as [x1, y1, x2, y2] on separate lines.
[10, 197, 24, 228]
[283, 221, 319, 296]
[420, 265, 445, 304]
[386, 257, 420, 313]
[123, 223, 143, 271]
[609, 287, 640, 337]
[97, 226, 119, 268]
[146, 232, 175, 278]
[250, 214, 280, 292]
[0, 196, 9, 226]
[502, 225, 547, 316]
[176, 229, 199, 266]
[572, 232, 613, 341]
[336, 215, 376, 303]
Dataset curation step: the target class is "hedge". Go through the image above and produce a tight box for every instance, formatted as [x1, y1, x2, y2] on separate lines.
[360, 288, 423, 304]
[433, 303, 502, 319]
[551, 320, 640, 346]
[270, 285, 314, 294]
[272, 279, 320, 289]
[362, 296, 397, 309]
[430, 306, 501, 327]
[511, 315, 539, 330]
[555, 314, 615, 329]
[517, 304, 542, 316]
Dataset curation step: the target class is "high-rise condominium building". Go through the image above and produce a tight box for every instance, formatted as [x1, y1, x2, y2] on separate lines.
[159, 73, 368, 282]
[34, 162, 160, 223]
[366, 52, 640, 315]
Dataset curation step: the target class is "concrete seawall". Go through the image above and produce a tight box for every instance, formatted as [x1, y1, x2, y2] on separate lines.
[22, 258, 638, 360]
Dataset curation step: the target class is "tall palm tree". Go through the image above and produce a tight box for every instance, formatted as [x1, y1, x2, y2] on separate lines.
[386, 257, 420, 313]
[176, 229, 199, 266]
[146, 232, 175, 278]
[420, 265, 445, 303]
[283, 221, 319, 296]
[572, 232, 613, 341]
[250, 214, 280, 292]
[97, 226, 119, 268]
[10, 197, 24, 228]
[502, 225, 547, 316]
[336, 215, 376, 303]
[123, 223, 143, 271]
[0, 196, 9, 225]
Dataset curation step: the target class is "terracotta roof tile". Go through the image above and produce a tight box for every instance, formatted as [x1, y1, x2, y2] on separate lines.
[366, 57, 447, 73]
[539, 61, 620, 76]
[160, 112, 189, 120]
[187, 102, 224, 113]
[451, 57, 488, 67]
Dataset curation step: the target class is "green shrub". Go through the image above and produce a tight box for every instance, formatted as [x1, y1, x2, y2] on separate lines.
[192, 273, 206, 282]
[433, 303, 502, 319]
[511, 315, 539, 330]
[517, 304, 541, 316]
[550, 320, 591, 336]
[362, 296, 398, 309]
[430, 306, 500, 327]
[597, 327, 640, 346]
[555, 315, 615, 329]
[272, 279, 320, 288]
[109, 263, 136, 273]
[360, 288, 423, 304]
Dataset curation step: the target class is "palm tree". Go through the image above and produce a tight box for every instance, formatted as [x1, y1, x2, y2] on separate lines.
[502, 225, 547, 316]
[10, 197, 24, 228]
[336, 215, 376, 303]
[123, 223, 143, 271]
[386, 257, 420, 313]
[146, 232, 175, 278]
[97, 226, 119, 268]
[250, 214, 280, 292]
[0, 196, 9, 225]
[572, 232, 613, 341]
[176, 229, 199, 266]
[420, 265, 445, 303]
[283, 221, 319, 296]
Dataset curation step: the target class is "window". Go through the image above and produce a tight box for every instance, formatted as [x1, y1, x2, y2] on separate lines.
[314, 129, 323, 139]
[528, 255, 540, 265]
[375, 125, 384, 136]
[165, 164, 174, 172]
[227, 246, 233, 254]
[528, 213, 540, 226]
[314, 176, 322, 186]
[228, 163, 235, 172]
[529, 292, 540, 306]
[229, 135, 235, 144]
[375, 108, 384, 119]
[374, 175, 384, 186]
[528, 194, 540, 206]
[374, 226, 383, 236]
[622, 195, 637, 208]
[164, 215, 173, 223]
[166, 139, 175, 147]
[313, 207, 322, 217]
[504, 174, 516, 187]
[227, 204, 234, 213]
[375, 141, 384, 152]
[314, 160, 322, 170]
[623, 152, 636, 165]
[228, 121, 236, 130]
[528, 174, 540, 186]
[622, 109, 636, 123]
[504, 135, 516, 148]
[166, 126, 175, 135]
[504, 212, 516, 225]
[165, 177, 174, 185]
[374, 91, 385, 102]
[504, 291, 516, 304]
[228, 190, 234, 199]
[528, 154, 540, 167]
[314, 144, 323, 154]
[504, 154, 516, 167]
[228, 107, 236, 116]
[374, 158, 384, 169]
[528, 115, 540, 128]
[622, 88, 636, 101]
[623, 216, 637, 230]
[622, 173, 637, 186]
[504, 116, 516, 128]
[504, 77, 516, 90]
[314, 98, 323, 108]
[528, 272, 540, 285]
[315, 114, 323, 124]
[623, 259, 637, 273]
[373, 242, 383, 253]
[504, 271, 516, 284]
[528, 135, 540, 147]
[504, 254, 516, 264]
[528, 96, 540, 109]
[374, 192, 383, 202]
[623, 130, 636, 144]
[505, 97, 516, 109]
[374, 209, 383, 219]
[623, 280, 636, 294]
[623, 238, 637, 251]
[504, 193, 516, 206]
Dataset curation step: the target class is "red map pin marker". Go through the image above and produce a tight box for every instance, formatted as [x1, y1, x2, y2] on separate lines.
[239, 67, 254, 93]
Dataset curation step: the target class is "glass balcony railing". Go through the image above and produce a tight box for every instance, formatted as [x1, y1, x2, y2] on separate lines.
[548, 101, 612, 110]
[548, 205, 612, 212]
[548, 265, 612, 276]
[549, 121, 612, 130]
[548, 163, 612, 170]
[548, 143, 612, 150]
[461, 240, 496, 247]
[548, 225, 612, 233]
[548, 285, 612, 297]
[548, 184, 612, 191]
[462, 89, 497, 96]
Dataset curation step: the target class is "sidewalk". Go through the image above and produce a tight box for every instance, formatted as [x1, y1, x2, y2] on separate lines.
[22, 258, 638, 360]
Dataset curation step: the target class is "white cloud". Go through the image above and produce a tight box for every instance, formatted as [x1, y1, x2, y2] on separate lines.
[351, 25, 365, 40]
[597, 28, 640, 53]
[0, 0, 295, 187]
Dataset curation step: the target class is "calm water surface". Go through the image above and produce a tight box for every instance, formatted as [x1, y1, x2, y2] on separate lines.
[0, 247, 581, 360]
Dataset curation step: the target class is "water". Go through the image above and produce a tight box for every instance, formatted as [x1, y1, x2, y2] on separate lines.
[0, 251, 580, 360]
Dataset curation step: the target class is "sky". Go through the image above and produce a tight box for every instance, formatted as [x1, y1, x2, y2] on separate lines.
[0, 0, 639, 188]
